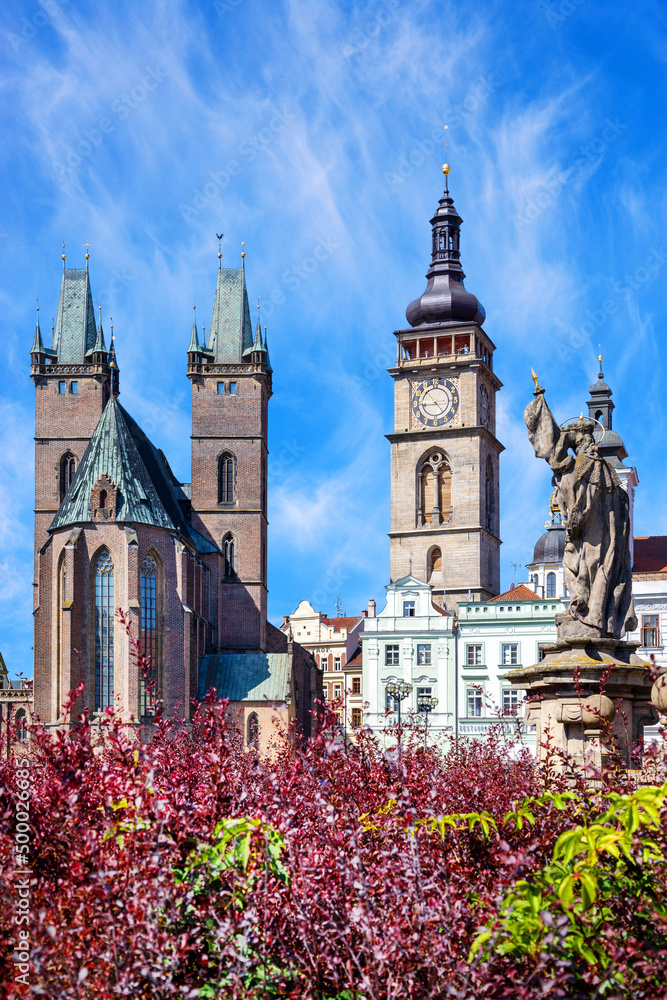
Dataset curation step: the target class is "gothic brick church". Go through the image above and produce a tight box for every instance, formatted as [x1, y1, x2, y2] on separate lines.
[30, 249, 320, 745]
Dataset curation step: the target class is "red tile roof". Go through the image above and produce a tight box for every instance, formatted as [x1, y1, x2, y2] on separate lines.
[431, 602, 451, 616]
[489, 583, 545, 603]
[344, 645, 362, 668]
[634, 536, 667, 574]
[320, 616, 363, 631]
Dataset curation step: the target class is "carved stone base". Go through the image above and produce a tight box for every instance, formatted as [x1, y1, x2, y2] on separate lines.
[506, 636, 658, 772]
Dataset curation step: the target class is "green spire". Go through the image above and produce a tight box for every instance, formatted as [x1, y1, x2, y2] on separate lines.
[187, 307, 200, 353]
[87, 306, 107, 356]
[30, 305, 45, 354]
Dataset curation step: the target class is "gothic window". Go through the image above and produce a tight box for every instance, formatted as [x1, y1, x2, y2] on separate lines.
[485, 457, 495, 534]
[15, 709, 27, 741]
[218, 453, 235, 504]
[140, 553, 158, 716]
[60, 453, 76, 501]
[247, 712, 259, 748]
[429, 547, 442, 581]
[94, 548, 114, 713]
[223, 533, 235, 577]
[546, 572, 557, 599]
[418, 452, 451, 526]
[56, 553, 65, 717]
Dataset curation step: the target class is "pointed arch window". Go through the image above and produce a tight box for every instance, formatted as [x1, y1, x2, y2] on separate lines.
[218, 453, 235, 504]
[418, 452, 451, 526]
[429, 547, 442, 581]
[60, 453, 76, 501]
[94, 549, 114, 712]
[485, 457, 496, 535]
[247, 712, 259, 749]
[140, 553, 158, 716]
[223, 533, 235, 577]
[15, 709, 27, 742]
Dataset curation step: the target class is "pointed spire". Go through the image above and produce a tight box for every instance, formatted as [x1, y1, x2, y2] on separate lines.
[188, 306, 200, 353]
[405, 162, 485, 328]
[263, 323, 273, 372]
[109, 320, 118, 369]
[91, 305, 107, 354]
[30, 303, 45, 354]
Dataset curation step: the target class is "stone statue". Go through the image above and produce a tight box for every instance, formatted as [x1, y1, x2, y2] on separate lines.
[524, 376, 636, 640]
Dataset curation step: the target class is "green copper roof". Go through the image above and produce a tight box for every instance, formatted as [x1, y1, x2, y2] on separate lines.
[207, 266, 253, 363]
[52, 268, 98, 363]
[198, 653, 291, 702]
[50, 397, 217, 553]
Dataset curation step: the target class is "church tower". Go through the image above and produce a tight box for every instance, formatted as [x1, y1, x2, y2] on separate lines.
[188, 248, 271, 651]
[388, 167, 503, 608]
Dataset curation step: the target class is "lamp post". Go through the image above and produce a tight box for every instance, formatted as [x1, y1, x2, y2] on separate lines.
[385, 680, 413, 728]
[417, 694, 439, 748]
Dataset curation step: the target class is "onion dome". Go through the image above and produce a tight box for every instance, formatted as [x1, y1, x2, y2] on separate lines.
[406, 167, 485, 328]
[532, 524, 566, 564]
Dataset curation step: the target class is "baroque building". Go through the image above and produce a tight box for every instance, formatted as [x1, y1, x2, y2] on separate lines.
[388, 167, 503, 609]
[31, 250, 320, 743]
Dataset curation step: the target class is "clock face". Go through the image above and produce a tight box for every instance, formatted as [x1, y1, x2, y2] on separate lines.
[480, 384, 489, 427]
[412, 377, 460, 427]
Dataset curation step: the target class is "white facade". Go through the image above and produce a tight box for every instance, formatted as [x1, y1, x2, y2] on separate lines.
[456, 587, 567, 749]
[362, 576, 456, 738]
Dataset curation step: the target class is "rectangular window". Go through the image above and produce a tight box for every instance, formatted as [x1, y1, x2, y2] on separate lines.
[333, 657, 341, 671]
[417, 685, 432, 711]
[333, 683, 341, 700]
[502, 643, 519, 665]
[502, 688, 520, 715]
[385, 645, 400, 665]
[229, 382, 237, 395]
[417, 643, 431, 665]
[352, 676, 361, 695]
[642, 614, 660, 647]
[71, 381, 78, 394]
[466, 687, 483, 718]
[59, 381, 66, 394]
[217, 382, 225, 394]
[351, 707, 362, 728]
[385, 689, 395, 712]
[403, 601, 415, 617]
[466, 644, 483, 666]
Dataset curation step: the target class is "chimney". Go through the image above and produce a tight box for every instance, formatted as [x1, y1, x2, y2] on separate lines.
[282, 615, 289, 627]
[368, 599, 376, 618]
[362, 610, 367, 617]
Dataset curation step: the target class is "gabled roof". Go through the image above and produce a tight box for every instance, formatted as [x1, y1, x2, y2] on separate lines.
[49, 396, 217, 553]
[344, 645, 362, 668]
[489, 584, 546, 603]
[634, 536, 667, 574]
[387, 574, 431, 591]
[52, 268, 97, 363]
[198, 652, 291, 702]
[207, 267, 253, 363]
[321, 616, 363, 631]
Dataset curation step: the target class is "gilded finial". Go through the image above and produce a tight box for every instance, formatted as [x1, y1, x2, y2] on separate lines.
[61, 242, 66, 265]
[531, 368, 544, 395]
[83, 240, 90, 266]
[579, 412, 584, 421]
[216, 232, 223, 266]
[442, 124, 450, 179]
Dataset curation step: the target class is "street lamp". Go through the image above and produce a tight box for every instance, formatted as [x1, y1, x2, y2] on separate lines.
[417, 694, 439, 748]
[386, 681, 413, 727]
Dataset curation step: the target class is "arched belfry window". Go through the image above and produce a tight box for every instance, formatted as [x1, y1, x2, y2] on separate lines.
[94, 548, 114, 712]
[485, 457, 496, 535]
[140, 553, 158, 716]
[60, 453, 76, 501]
[428, 547, 442, 583]
[218, 453, 235, 504]
[247, 712, 259, 748]
[223, 533, 235, 577]
[417, 451, 451, 526]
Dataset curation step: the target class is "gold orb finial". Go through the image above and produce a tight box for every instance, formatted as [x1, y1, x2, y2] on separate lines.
[442, 163, 450, 175]
[61, 242, 66, 262]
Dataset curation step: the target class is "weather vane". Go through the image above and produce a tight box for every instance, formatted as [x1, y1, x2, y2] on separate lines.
[442, 124, 450, 180]
[216, 233, 224, 264]
[241, 239, 245, 261]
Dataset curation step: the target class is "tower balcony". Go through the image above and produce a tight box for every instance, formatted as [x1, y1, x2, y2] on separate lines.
[393, 329, 494, 370]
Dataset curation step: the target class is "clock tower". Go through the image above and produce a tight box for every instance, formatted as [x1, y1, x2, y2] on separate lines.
[388, 167, 503, 608]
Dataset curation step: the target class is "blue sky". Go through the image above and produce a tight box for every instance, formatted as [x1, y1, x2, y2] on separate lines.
[0, 0, 665, 676]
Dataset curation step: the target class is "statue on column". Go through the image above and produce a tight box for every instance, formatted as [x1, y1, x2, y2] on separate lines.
[524, 373, 636, 641]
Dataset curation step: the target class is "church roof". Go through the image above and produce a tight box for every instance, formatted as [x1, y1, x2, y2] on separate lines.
[50, 396, 217, 553]
[530, 524, 566, 564]
[490, 584, 546, 603]
[634, 536, 667, 574]
[52, 268, 98, 363]
[198, 652, 291, 702]
[206, 266, 254, 363]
